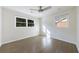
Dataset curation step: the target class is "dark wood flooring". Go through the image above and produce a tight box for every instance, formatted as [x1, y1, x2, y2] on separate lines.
[0, 35, 78, 53]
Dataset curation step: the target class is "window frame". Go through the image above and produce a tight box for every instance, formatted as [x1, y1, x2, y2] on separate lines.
[55, 14, 70, 28]
[28, 19, 34, 27]
[15, 16, 27, 28]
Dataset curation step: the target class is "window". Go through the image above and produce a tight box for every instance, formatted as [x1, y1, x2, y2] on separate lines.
[16, 17, 26, 27]
[28, 19, 34, 27]
[56, 18, 68, 28]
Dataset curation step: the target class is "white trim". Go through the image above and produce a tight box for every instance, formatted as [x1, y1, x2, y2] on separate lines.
[2, 33, 39, 45]
[51, 35, 76, 45]
[76, 44, 79, 52]
[15, 16, 28, 28]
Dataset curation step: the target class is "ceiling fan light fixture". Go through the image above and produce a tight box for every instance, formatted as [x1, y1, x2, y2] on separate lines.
[30, 6, 51, 12]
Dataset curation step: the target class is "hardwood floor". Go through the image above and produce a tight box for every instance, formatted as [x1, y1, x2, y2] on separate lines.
[0, 35, 78, 53]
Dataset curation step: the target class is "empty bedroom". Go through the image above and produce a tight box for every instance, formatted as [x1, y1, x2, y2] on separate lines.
[0, 6, 79, 53]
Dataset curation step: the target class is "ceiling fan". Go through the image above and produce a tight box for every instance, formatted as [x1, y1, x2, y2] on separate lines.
[30, 6, 51, 12]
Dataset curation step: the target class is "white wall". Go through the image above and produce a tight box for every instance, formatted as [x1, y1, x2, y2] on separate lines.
[77, 7, 79, 51]
[1, 8, 40, 45]
[0, 7, 2, 46]
[41, 7, 77, 44]
[0, 7, 77, 47]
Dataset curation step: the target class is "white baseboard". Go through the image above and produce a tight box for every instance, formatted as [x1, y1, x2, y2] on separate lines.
[1, 34, 39, 45]
[51, 36, 76, 45]
[76, 44, 79, 52]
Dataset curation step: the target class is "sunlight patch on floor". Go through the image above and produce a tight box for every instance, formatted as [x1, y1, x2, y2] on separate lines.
[42, 25, 52, 48]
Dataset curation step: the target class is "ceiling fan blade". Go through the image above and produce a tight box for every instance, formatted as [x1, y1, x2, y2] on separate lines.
[30, 9, 38, 11]
[43, 6, 51, 11]
[30, 6, 51, 12]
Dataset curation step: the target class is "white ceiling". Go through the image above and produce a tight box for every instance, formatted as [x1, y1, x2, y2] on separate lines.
[3, 6, 74, 18]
